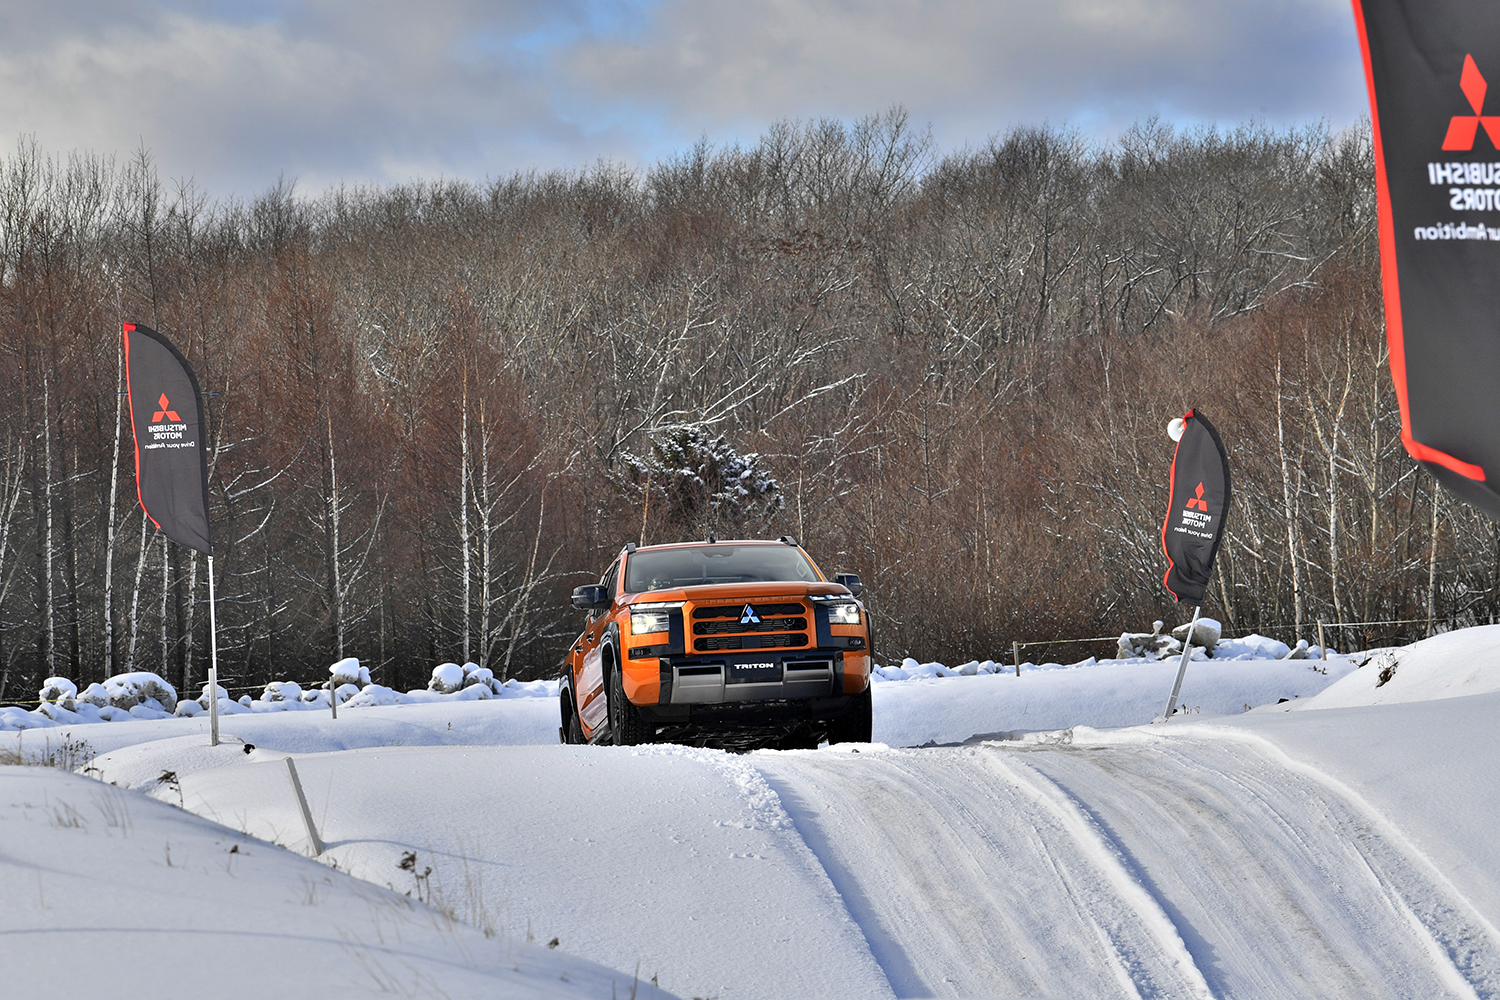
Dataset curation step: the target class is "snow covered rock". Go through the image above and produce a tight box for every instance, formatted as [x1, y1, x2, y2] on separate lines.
[101, 672, 177, 712]
[77, 682, 110, 708]
[345, 683, 407, 708]
[197, 682, 229, 708]
[1216, 634, 1292, 660]
[1281, 638, 1311, 660]
[1118, 632, 1177, 659]
[174, 700, 204, 717]
[429, 662, 466, 694]
[38, 677, 78, 708]
[1173, 617, 1222, 652]
[329, 657, 370, 687]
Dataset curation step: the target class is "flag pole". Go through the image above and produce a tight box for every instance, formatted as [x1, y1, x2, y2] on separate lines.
[207, 554, 220, 746]
[1161, 604, 1200, 721]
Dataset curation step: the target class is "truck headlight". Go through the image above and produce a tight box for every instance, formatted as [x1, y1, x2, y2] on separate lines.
[827, 602, 862, 625]
[631, 610, 672, 635]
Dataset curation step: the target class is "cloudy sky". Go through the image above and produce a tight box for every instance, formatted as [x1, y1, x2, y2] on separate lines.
[0, 0, 1367, 198]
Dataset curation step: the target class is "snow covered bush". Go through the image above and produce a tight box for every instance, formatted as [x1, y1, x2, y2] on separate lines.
[429, 663, 466, 694]
[261, 681, 302, 704]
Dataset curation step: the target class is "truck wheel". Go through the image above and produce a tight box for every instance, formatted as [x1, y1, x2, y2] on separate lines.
[827, 686, 872, 744]
[565, 698, 586, 744]
[608, 659, 653, 746]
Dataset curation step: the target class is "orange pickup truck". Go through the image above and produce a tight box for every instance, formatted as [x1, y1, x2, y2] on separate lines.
[559, 536, 872, 749]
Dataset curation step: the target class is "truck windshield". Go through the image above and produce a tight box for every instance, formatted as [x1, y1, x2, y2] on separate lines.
[624, 545, 822, 592]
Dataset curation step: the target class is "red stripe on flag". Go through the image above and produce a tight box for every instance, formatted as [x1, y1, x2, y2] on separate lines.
[122, 324, 162, 530]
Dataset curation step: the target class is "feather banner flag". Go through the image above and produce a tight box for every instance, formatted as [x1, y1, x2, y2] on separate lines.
[1352, 0, 1500, 519]
[1161, 410, 1232, 604]
[123, 323, 213, 554]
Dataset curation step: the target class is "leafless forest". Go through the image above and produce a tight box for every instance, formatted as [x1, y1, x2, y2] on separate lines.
[2, 110, 1492, 701]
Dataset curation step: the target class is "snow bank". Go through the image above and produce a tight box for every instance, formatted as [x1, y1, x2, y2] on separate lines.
[1294, 624, 1500, 709]
[0, 766, 682, 1000]
[2, 659, 556, 733]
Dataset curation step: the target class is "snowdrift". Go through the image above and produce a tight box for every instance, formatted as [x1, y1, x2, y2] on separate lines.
[1292, 624, 1500, 709]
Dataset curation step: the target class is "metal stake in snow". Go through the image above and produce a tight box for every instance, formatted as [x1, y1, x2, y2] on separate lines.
[284, 757, 323, 856]
[1162, 605, 1200, 721]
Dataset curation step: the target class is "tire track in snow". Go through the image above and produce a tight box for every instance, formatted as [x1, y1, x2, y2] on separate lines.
[1015, 731, 1500, 999]
[754, 747, 1213, 999]
[1191, 729, 1500, 999]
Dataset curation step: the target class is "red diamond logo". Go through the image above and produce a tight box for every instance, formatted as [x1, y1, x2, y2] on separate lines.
[1443, 54, 1500, 150]
[152, 393, 182, 423]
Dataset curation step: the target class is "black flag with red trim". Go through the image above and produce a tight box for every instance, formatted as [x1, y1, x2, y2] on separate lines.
[1162, 410, 1231, 604]
[124, 323, 212, 555]
[1353, 0, 1500, 520]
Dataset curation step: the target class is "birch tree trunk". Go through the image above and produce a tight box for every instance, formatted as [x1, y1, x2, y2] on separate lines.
[1275, 355, 1303, 637]
[126, 511, 148, 672]
[325, 410, 344, 660]
[103, 332, 124, 678]
[478, 398, 491, 672]
[41, 374, 56, 677]
[460, 370, 471, 664]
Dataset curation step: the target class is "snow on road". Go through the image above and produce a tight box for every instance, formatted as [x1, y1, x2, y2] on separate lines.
[11, 631, 1500, 999]
[0, 766, 676, 1000]
[756, 745, 1213, 999]
[1015, 731, 1500, 999]
[757, 732, 1500, 1000]
[157, 742, 893, 1000]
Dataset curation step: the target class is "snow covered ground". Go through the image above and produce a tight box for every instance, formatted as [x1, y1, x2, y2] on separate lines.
[5, 631, 1500, 998]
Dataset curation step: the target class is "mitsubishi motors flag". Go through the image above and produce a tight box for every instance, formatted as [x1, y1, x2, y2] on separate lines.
[124, 323, 212, 554]
[1162, 410, 1232, 604]
[1353, 1, 1500, 520]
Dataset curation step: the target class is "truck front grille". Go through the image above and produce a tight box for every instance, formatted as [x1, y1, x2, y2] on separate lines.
[693, 616, 807, 636]
[693, 603, 805, 619]
[694, 633, 807, 652]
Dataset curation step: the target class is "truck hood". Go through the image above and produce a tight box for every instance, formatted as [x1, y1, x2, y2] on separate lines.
[624, 581, 854, 605]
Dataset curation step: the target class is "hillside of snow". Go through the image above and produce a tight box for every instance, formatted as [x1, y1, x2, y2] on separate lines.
[6, 629, 1500, 998]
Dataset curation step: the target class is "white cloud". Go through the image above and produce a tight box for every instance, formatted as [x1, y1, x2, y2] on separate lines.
[562, 0, 1366, 148]
[0, 0, 1367, 198]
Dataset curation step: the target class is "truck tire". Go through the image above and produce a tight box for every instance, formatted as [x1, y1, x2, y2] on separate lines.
[566, 698, 586, 744]
[826, 686, 872, 744]
[608, 655, 653, 746]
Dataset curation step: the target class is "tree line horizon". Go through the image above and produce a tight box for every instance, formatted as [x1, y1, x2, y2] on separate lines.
[2, 108, 1488, 703]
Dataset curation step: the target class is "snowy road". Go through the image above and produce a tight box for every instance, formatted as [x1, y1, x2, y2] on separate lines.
[97, 726, 1500, 1000]
[761, 734, 1500, 999]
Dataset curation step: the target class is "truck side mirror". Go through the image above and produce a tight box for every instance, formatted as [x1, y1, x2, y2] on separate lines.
[571, 584, 611, 612]
[834, 573, 863, 598]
